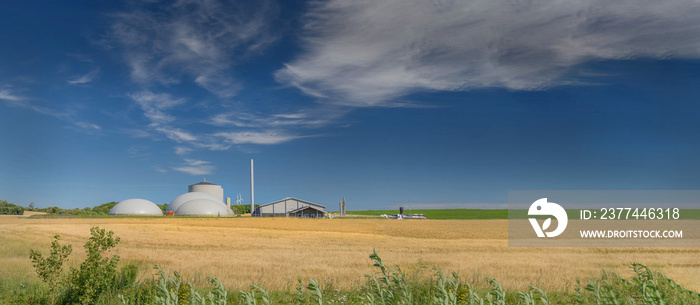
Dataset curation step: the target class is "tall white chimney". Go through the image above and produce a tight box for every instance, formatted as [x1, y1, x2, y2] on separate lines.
[250, 159, 254, 216]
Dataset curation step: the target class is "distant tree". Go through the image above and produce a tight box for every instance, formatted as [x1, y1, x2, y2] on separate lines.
[91, 202, 118, 214]
[28, 202, 35, 210]
[0, 200, 25, 215]
[231, 204, 260, 214]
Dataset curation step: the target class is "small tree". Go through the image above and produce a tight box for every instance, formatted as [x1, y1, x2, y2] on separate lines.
[29, 234, 72, 305]
[68, 226, 121, 304]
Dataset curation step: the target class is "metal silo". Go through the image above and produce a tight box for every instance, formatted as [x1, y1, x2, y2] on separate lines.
[188, 181, 224, 202]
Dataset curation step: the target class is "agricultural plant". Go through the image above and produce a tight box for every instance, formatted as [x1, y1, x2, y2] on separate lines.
[20, 234, 700, 305]
[517, 285, 549, 305]
[239, 284, 270, 305]
[432, 268, 460, 305]
[306, 278, 324, 305]
[580, 262, 700, 305]
[151, 265, 228, 305]
[296, 277, 307, 303]
[362, 249, 413, 305]
[29, 234, 72, 305]
[485, 278, 506, 305]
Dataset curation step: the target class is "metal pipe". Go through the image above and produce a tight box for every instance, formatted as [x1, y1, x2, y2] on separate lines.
[250, 159, 254, 216]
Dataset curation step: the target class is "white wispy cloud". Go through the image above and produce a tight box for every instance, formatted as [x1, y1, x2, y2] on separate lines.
[73, 121, 101, 131]
[1, 85, 101, 133]
[0, 87, 23, 101]
[128, 90, 186, 125]
[155, 126, 198, 143]
[67, 70, 99, 85]
[127, 145, 150, 158]
[172, 158, 215, 175]
[110, 0, 278, 97]
[120, 128, 157, 139]
[174, 146, 193, 155]
[206, 106, 349, 129]
[276, 0, 700, 106]
[213, 131, 301, 145]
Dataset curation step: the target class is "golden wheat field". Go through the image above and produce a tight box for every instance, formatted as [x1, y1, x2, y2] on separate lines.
[0, 215, 698, 292]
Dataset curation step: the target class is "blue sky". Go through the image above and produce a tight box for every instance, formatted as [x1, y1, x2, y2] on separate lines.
[2, 0, 700, 210]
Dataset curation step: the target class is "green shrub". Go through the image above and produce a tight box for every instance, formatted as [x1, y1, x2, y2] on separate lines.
[65, 226, 121, 304]
[29, 234, 72, 305]
[0, 199, 25, 215]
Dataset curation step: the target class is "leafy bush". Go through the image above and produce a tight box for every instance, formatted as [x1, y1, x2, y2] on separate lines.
[90, 202, 119, 214]
[29, 235, 72, 305]
[64, 226, 121, 304]
[232, 204, 260, 215]
[0, 199, 25, 215]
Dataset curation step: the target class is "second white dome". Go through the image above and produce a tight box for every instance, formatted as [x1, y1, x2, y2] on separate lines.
[168, 192, 223, 213]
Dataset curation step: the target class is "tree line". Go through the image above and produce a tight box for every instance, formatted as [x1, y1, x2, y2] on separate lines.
[0, 199, 168, 216]
[1, 198, 254, 216]
[0, 199, 25, 215]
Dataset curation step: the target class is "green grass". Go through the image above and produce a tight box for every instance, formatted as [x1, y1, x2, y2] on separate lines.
[681, 209, 700, 220]
[348, 209, 700, 220]
[348, 209, 509, 219]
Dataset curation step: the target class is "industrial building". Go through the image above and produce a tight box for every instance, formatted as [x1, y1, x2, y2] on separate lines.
[109, 180, 234, 217]
[173, 198, 233, 217]
[166, 190, 234, 217]
[188, 180, 224, 202]
[108, 161, 252, 217]
[252, 197, 326, 218]
[109, 199, 164, 216]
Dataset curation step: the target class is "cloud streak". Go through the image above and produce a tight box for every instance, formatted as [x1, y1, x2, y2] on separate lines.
[67, 70, 99, 85]
[0, 88, 23, 101]
[276, 0, 700, 106]
[172, 158, 215, 175]
[1, 85, 101, 133]
[206, 105, 349, 129]
[129, 90, 186, 125]
[110, 0, 278, 97]
[213, 131, 302, 145]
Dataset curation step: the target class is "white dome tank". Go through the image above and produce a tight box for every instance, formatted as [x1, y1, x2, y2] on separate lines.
[109, 199, 163, 216]
[188, 181, 224, 202]
[174, 199, 234, 217]
[167, 192, 223, 213]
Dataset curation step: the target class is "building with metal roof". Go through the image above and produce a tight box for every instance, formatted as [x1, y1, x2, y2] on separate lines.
[109, 199, 164, 216]
[252, 197, 326, 218]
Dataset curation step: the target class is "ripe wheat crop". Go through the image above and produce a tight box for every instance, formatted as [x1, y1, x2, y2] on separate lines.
[0, 216, 698, 292]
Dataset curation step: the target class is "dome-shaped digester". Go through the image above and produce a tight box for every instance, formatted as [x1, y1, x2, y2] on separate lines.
[188, 181, 224, 202]
[167, 192, 223, 213]
[109, 199, 163, 216]
[173, 199, 234, 217]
